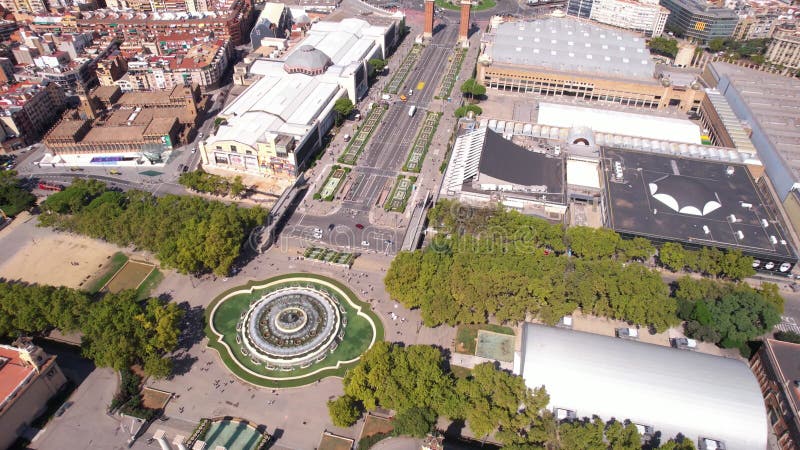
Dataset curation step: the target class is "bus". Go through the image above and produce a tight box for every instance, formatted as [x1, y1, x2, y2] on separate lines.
[408, 105, 416, 117]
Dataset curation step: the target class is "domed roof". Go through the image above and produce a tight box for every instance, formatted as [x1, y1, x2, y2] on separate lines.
[284, 45, 331, 74]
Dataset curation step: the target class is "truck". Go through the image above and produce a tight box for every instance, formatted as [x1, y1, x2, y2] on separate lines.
[408, 105, 416, 117]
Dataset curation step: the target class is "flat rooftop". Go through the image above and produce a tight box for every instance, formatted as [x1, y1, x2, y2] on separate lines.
[603, 147, 797, 263]
[485, 17, 655, 82]
[537, 103, 702, 144]
[708, 62, 800, 182]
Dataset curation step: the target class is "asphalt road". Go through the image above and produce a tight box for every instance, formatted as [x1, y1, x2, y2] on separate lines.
[284, 14, 458, 253]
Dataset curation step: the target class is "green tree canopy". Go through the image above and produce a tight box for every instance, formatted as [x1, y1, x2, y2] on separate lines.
[648, 37, 679, 58]
[327, 395, 361, 428]
[457, 363, 549, 446]
[0, 170, 35, 217]
[368, 58, 387, 73]
[393, 407, 437, 437]
[0, 281, 182, 378]
[40, 180, 266, 276]
[675, 277, 781, 351]
[334, 97, 355, 124]
[460, 78, 486, 100]
[454, 104, 483, 118]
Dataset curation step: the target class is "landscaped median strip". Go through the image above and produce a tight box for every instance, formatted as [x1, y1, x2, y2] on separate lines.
[205, 273, 384, 388]
[384, 44, 422, 95]
[384, 175, 417, 213]
[338, 104, 387, 166]
[315, 165, 351, 201]
[436, 47, 466, 100]
[403, 111, 442, 173]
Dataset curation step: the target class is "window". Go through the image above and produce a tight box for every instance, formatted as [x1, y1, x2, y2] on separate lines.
[230, 145, 237, 153]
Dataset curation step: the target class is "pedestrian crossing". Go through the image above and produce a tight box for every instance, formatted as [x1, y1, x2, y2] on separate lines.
[776, 316, 800, 334]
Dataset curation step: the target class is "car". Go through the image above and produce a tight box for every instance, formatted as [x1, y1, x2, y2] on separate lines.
[361, 240, 370, 247]
[109, 169, 121, 175]
[355, 223, 364, 229]
[182, 165, 189, 173]
[198, 132, 204, 138]
[191, 148, 197, 154]
[55, 401, 73, 417]
[671, 337, 698, 350]
[615, 327, 639, 340]
[328, 223, 335, 231]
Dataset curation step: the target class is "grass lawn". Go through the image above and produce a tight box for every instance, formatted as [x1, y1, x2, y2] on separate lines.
[206, 273, 384, 388]
[135, 268, 163, 300]
[104, 260, 154, 293]
[362, 415, 394, 438]
[435, 0, 496, 11]
[455, 324, 514, 355]
[319, 434, 353, 450]
[84, 252, 128, 294]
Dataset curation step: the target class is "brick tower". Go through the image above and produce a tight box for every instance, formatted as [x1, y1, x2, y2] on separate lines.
[424, 0, 435, 38]
[458, 0, 471, 44]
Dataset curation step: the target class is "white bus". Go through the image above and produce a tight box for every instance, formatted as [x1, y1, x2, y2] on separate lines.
[408, 105, 416, 117]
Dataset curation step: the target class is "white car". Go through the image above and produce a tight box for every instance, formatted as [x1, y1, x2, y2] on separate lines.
[361, 240, 370, 247]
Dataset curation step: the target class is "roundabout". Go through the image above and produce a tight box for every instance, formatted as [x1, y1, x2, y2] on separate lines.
[206, 273, 383, 387]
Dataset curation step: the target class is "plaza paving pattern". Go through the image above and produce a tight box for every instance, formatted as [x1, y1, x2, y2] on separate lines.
[206, 273, 383, 387]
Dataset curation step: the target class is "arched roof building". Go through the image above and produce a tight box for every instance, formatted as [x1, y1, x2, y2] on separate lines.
[518, 324, 768, 449]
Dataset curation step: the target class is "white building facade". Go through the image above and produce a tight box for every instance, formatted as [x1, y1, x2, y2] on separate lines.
[589, 0, 669, 37]
[200, 17, 398, 180]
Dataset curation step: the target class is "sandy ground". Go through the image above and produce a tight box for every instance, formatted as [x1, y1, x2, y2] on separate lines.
[0, 218, 118, 288]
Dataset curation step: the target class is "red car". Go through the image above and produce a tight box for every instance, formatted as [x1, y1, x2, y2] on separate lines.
[355, 223, 364, 229]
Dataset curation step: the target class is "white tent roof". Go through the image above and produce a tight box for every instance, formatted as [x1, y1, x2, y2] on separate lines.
[538, 103, 702, 144]
[518, 324, 768, 449]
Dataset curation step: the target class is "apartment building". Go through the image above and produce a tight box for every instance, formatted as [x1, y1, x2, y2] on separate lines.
[767, 28, 800, 70]
[0, 81, 65, 147]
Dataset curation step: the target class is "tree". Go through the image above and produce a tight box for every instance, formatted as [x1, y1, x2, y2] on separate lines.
[334, 98, 355, 125]
[460, 78, 486, 101]
[454, 104, 483, 118]
[39, 182, 267, 276]
[565, 226, 619, 259]
[605, 419, 641, 450]
[393, 407, 437, 437]
[648, 37, 679, 58]
[368, 58, 387, 73]
[457, 363, 550, 446]
[0, 170, 35, 217]
[658, 242, 687, 271]
[327, 395, 362, 428]
[557, 417, 605, 450]
[344, 343, 457, 415]
[708, 38, 726, 52]
[659, 435, 697, 450]
[616, 237, 655, 262]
